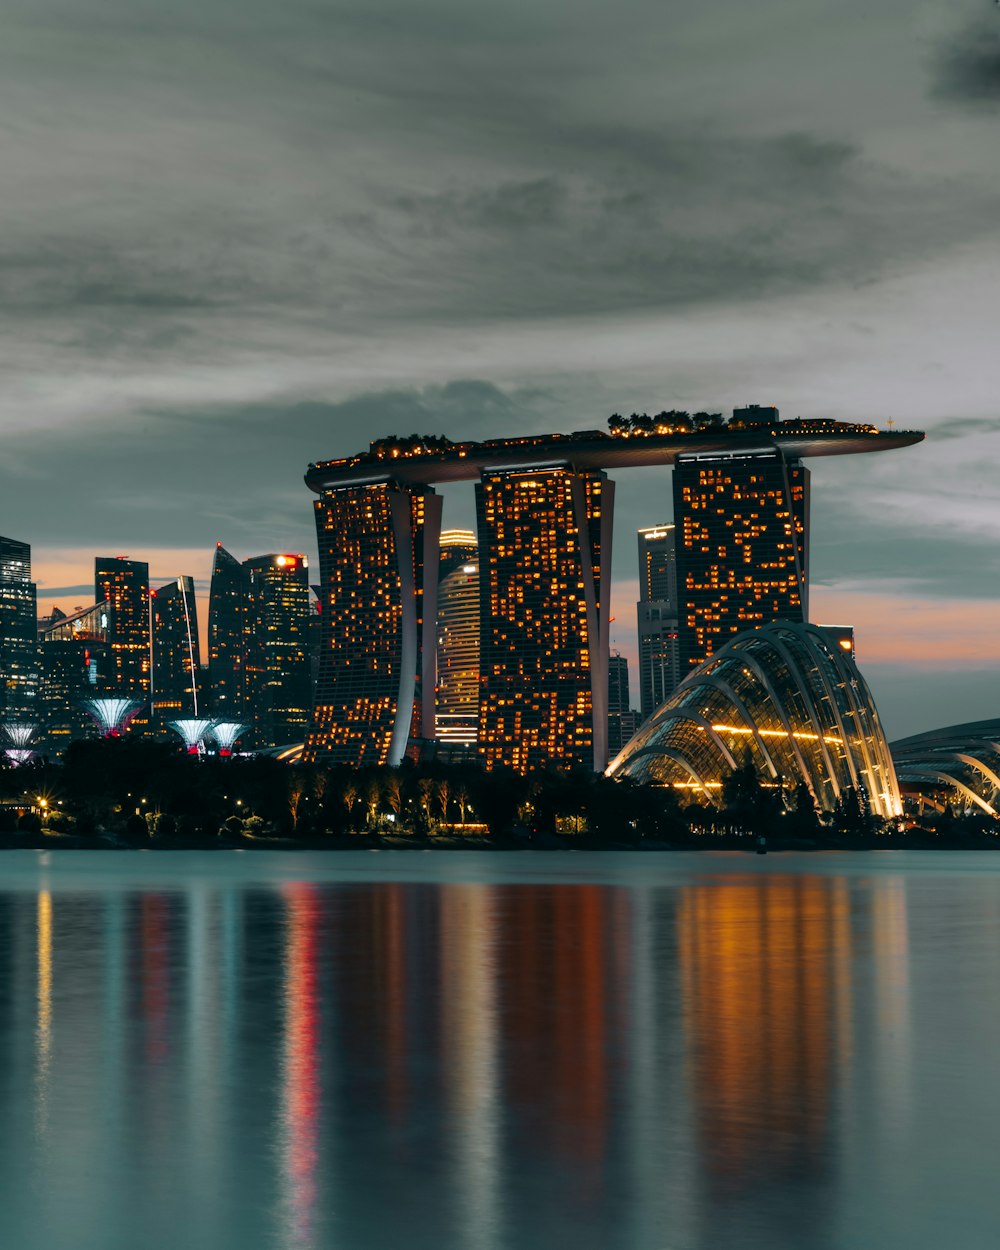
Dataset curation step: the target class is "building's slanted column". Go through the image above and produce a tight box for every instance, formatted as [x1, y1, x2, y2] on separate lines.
[476, 466, 613, 774]
[304, 480, 441, 767]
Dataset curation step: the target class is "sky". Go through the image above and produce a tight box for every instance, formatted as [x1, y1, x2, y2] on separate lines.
[2, 0, 1000, 738]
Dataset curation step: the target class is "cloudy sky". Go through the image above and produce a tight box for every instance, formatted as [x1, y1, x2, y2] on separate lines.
[2, 0, 1000, 737]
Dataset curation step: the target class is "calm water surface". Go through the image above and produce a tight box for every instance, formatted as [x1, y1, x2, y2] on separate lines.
[2, 849, 999, 1249]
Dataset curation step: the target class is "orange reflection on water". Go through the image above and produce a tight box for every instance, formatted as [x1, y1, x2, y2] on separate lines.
[678, 875, 851, 1192]
[499, 885, 619, 1180]
[35, 890, 52, 1132]
[281, 883, 321, 1249]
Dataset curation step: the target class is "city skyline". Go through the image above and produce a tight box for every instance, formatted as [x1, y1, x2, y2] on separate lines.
[3, 0, 1000, 738]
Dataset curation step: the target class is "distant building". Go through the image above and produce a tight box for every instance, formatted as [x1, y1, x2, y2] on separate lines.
[244, 553, 312, 750]
[0, 535, 39, 721]
[38, 602, 112, 753]
[476, 466, 612, 773]
[151, 576, 201, 720]
[437, 557, 480, 746]
[305, 482, 442, 766]
[673, 449, 809, 674]
[207, 544, 252, 726]
[439, 528, 478, 580]
[607, 653, 640, 760]
[817, 623, 855, 661]
[636, 524, 681, 720]
[95, 556, 151, 700]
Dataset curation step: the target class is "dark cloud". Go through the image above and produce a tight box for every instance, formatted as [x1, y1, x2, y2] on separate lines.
[934, 20, 1000, 103]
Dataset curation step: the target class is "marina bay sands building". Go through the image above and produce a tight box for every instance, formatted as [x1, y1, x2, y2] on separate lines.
[303, 417, 923, 773]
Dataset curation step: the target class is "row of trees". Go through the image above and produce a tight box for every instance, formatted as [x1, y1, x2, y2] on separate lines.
[0, 737, 990, 848]
[607, 411, 725, 435]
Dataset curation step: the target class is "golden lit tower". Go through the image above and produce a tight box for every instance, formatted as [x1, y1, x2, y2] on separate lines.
[304, 481, 442, 766]
[95, 556, 151, 700]
[475, 466, 613, 773]
[673, 449, 809, 674]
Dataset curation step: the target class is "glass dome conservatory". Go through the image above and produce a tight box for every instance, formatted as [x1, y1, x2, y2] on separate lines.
[607, 622, 901, 818]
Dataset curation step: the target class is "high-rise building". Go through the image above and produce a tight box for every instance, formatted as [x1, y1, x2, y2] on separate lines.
[305, 481, 442, 766]
[151, 577, 201, 720]
[673, 448, 809, 674]
[476, 466, 613, 773]
[207, 544, 252, 725]
[0, 535, 39, 721]
[636, 524, 681, 721]
[439, 529, 478, 580]
[607, 652, 640, 760]
[95, 557, 151, 699]
[244, 554, 313, 749]
[38, 602, 112, 753]
[436, 557, 480, 746]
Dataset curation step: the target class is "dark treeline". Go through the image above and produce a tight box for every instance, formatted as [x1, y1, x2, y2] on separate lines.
[0, 739, 992, 850]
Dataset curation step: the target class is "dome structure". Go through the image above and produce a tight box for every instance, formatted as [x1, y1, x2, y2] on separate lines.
[891, 720, 1000, 817]
[607, 622, 901, 818]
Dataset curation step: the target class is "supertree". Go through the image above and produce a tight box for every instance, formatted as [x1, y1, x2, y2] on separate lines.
[83, 698, 142, 738]
[2, 721, 38, 766]
[167, 718, 215, 755]
[211, 722, 249, 758]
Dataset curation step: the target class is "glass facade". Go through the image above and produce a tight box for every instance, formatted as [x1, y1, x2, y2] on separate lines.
[208, 544, 252, 725]
[891, 720, 1000, 818]
[608, 622, 901, 819]
[95, 557, 151, 699]
[0, 535, 39, 722]
[673, 450, 809, 674]
[476, 466, 613, 773]
[636, 524, 680, 721]
[152, 577, 201, 721]
[305, 481, 442, 766]
[244, 553, 313, 750]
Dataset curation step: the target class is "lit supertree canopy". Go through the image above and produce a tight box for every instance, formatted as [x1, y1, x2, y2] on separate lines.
[83, 698, 142, 737]
[168, 718, 215, 754]
[211, 722, 249, 757]
[2, 721, 38, 767]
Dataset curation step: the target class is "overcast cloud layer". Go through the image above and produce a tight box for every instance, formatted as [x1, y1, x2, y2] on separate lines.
[2, 0, 999, 736]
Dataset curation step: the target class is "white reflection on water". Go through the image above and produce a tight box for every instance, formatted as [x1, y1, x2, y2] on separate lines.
[440, 886, 500, 1250]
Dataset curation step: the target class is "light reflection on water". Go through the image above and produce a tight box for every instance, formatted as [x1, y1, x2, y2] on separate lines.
[2, 851, 1000, 1249]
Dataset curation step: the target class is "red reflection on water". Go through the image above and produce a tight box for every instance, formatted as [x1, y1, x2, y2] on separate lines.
[141, 895, 169, 1064]
[282, 883, 321, 1247]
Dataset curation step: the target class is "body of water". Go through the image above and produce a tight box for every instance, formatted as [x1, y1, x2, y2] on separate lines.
[1, 849, 998, 1249]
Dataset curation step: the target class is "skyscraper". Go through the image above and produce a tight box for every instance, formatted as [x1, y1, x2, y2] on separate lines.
[207, 543, 251, 725]
[476, 466, 613, 773]
[0, 535, 39, 721]
[95, 557, 151, 699]
[673, 448, 809, 674]
[244, 553, 313, 749]
[37, 602, 112, 753]
[636, 524, 681, 721]
[607, 652, 639, 760]
[151, 576, 201, 719]
[305, 481, 442, 766]
[436, 556, 480, 746]
[439, 529, 478, 579]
